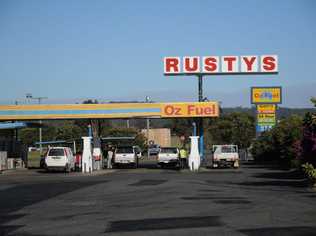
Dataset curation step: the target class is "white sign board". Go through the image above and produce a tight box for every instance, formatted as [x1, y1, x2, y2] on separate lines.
[164, 55, 278, 74]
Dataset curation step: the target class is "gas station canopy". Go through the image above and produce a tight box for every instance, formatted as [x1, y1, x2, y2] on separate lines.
[0, 102, 219, 121]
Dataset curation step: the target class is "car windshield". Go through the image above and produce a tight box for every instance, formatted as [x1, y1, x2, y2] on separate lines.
[160, 148, 178, 154]
[116, 147, 134, 154]
[48, 148, 65, 156]
[221, 146, 237, 153]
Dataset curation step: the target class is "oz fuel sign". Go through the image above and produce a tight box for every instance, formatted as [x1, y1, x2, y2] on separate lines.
[251, 87, 282, 104]
[161, 102, 219, 118]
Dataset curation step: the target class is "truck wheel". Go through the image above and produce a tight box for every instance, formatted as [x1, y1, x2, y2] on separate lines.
[65, 164, 70, 173]
[233, 161, 240, 168]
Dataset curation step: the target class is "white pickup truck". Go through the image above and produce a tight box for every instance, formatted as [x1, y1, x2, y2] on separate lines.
[113, 146, 138, 168]
[157, 147, 179, 168]
[212, 145, 239, 168]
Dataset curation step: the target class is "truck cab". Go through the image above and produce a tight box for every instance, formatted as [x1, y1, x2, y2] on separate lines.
[212, 145, 239, 168]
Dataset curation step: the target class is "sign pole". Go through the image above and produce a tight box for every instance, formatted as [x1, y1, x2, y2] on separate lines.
[198, 74, 204, 159]
[198, 74, 203, 102]
[255, 105, 259, 138]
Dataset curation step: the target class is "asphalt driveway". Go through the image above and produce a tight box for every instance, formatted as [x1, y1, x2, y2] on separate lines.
[0, 162, 315, 236]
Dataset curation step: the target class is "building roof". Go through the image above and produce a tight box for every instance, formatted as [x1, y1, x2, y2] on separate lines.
[101, 137, 136, 140]
[0, 122, 43, 130]
[0, 122, 27, 130]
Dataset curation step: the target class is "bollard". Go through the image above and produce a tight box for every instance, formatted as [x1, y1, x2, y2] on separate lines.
[188, 136, 200, 172]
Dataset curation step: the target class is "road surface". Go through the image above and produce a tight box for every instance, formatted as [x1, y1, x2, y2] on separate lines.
[0, 162, 315, 235]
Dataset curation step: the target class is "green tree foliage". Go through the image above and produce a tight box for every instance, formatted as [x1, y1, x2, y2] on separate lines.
[19, 121, 85, 146]
[206, 112, 255, 149]
[170, 118, 194, 138]
[311, 97, 316, 107]
[75, 99, 111, 140]
[19, 128, 38, 146]
[251, 115, 303, 164]
[104, 127, 146, 149]
[54, 122, 83, 140]
[295, 98, 316, 165]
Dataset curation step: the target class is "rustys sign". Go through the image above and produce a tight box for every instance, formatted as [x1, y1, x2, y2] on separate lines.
[164, 55, 278, 74]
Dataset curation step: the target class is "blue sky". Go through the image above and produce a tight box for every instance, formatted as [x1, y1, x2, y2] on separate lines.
[0, 0, 315, 107]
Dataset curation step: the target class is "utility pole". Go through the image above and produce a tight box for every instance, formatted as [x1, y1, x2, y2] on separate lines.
[26, 94, 48, 156]
[146, 96, 150, 159]
[198, 74, 204, 159]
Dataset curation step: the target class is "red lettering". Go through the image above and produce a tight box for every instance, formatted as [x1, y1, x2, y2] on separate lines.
[203, 57, 218, 72]
[262, 56, 276, 71]
[164, 105, 182, 116]
[223, 57, 237, 72]
[242, 56, 256, 71]
[174, 107, 181, 115]
[164, 57, 179, 73]
[187, 105, 195, 115]
[164, 105, 175, 115]
[183, 57, 200, 73]
[199, 107, 206, 115]
[204, 107, 213, 115]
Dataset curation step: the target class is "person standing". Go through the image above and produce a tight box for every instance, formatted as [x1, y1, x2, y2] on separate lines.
[179, 147, 188, 169]
[107, 146, 114, 169]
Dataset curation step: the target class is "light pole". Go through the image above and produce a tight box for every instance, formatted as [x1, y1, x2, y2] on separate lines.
[26, 93, 48, 156]
[146, 96, 150, 159]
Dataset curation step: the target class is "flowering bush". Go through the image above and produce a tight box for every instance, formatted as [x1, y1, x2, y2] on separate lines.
[295, 98, 316, 165]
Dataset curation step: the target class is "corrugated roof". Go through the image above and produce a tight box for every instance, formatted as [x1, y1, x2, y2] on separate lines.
[34, 140, 67, 145]
[0, 122, 27, 130]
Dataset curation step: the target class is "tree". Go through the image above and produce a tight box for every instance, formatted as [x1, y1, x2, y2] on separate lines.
[75, 99, 112, 141]
[251, 115, 303, 165]
[272, 115, 303, 162]
[19, 128, 38, 146]
[205, 112, 255, 150]
[55, 122, 84, 141]
[103, 127, 146, 149]
[170, 118, 194, 138]
[296, 98, 316, 165]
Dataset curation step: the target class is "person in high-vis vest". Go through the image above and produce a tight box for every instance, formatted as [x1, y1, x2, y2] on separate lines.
[179, 147, 188, 169]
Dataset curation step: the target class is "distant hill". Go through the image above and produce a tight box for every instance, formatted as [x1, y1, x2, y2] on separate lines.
[107, 107, 314, 130]
[276, 107, 315, 118]
[221, 106, 314, 118]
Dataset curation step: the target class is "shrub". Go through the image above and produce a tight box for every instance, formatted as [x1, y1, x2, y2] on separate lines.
[302, 163, 316, 183]
[251, 115, 303, 165]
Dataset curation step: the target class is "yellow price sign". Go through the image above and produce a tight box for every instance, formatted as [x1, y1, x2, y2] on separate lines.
[257, 104, 276, 114]
[257, 113, 276, 124]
